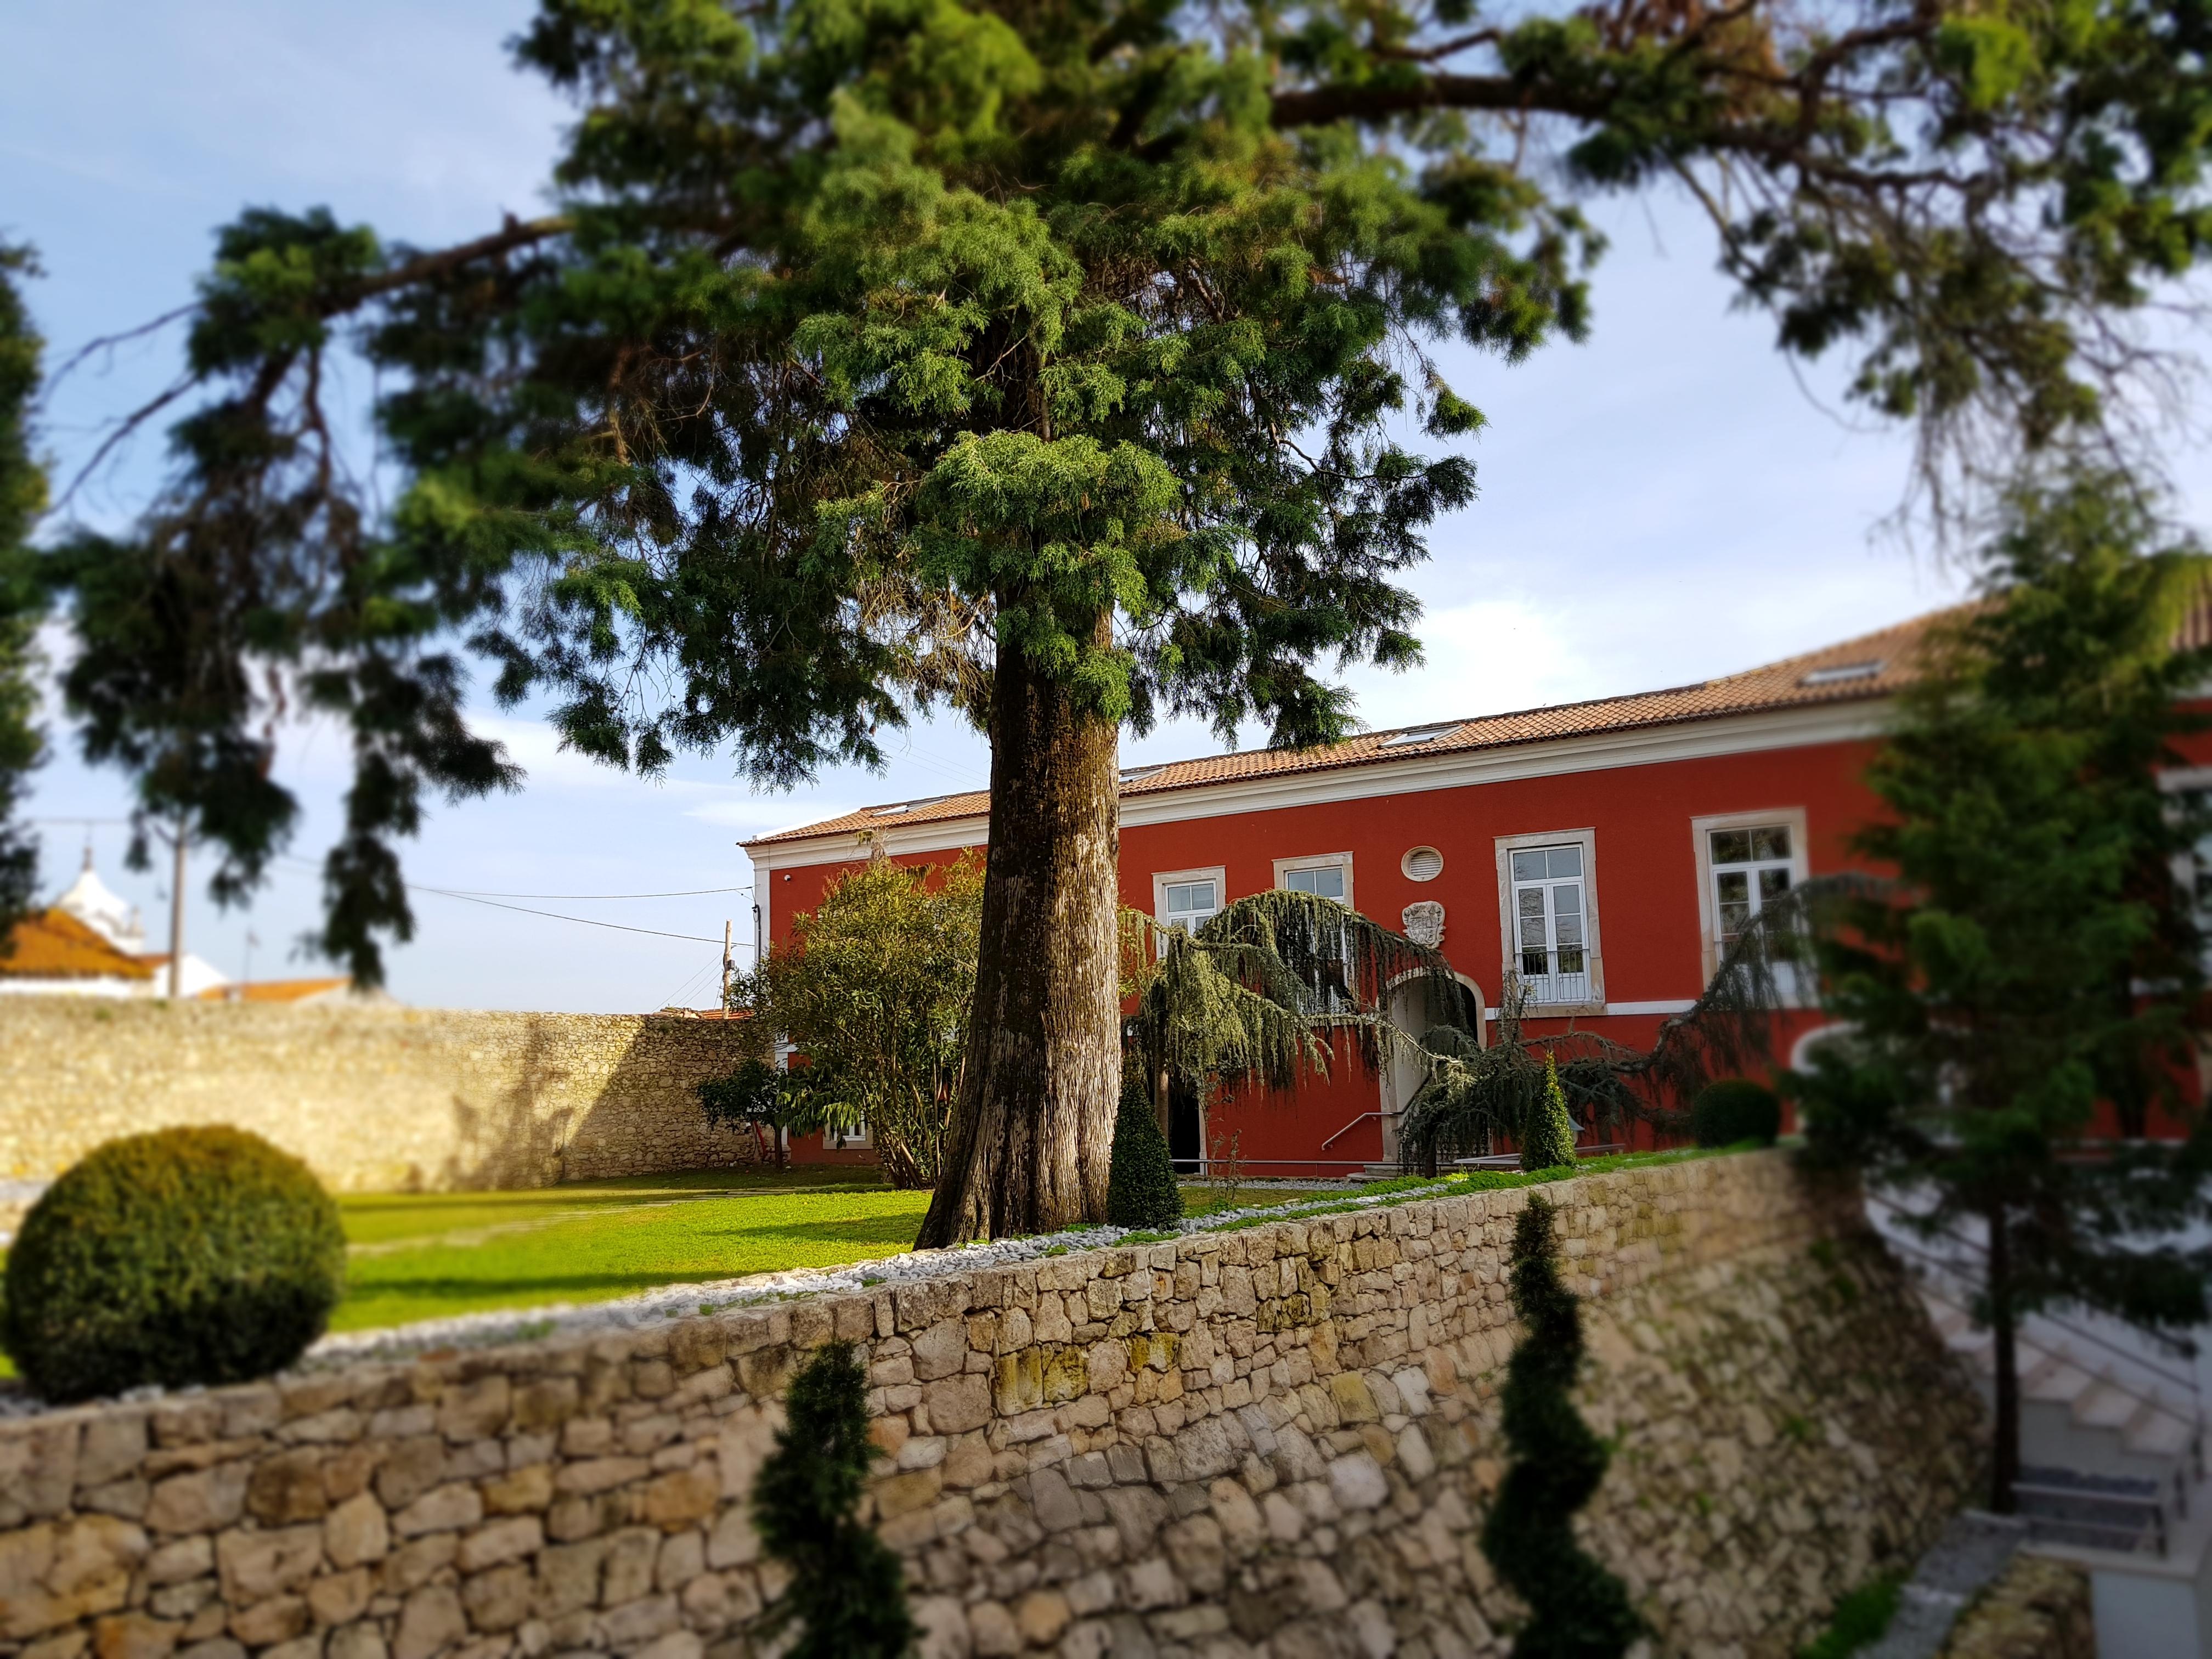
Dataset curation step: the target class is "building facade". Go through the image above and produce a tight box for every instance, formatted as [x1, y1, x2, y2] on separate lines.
[742, 607, 2209, 1173]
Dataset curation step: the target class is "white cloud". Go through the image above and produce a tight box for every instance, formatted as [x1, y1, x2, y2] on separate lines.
[1342, 598, 1596, 731]
[685, 798, 864, 838]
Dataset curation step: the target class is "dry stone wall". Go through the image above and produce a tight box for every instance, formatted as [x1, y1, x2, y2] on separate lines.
[0, 1152, 1985, 1659]
[0, 998, 760, 1201]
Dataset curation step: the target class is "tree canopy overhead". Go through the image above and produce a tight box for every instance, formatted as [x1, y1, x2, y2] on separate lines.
[29, 0, 2212, 1233]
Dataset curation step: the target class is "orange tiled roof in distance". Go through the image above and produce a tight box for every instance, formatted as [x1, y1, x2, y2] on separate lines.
[0, 910, 158, 980]
[744, 610, 1945, 849]
[194, 977, 352, 1003]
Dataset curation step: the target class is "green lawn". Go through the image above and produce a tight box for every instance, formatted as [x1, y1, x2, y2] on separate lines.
[333, 1167, 934, 1331]
[2, 1151, 1724, 1365]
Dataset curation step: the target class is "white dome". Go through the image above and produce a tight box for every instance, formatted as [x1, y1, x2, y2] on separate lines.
[55, 849, 145, 951]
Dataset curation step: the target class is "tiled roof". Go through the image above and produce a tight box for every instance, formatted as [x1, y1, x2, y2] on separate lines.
[744, 608, 1945, 849]
[194, 977, 352, 1003]
[0, 910, 159, 980]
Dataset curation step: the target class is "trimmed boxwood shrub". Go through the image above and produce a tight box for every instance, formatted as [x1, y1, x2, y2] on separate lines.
[2, 1126, 347, 1402]
[1692, 1078, 1782, 1147]
[1107, 1077, 1182, 1230]
[1479, 1194, 1642, 1657]
[752, 1340, 916, 1657]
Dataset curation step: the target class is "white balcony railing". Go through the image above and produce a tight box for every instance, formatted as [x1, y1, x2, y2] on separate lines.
[1514, 951, 1591, 1006]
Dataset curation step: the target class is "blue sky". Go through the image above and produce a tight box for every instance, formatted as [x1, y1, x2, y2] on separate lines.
[7, 0, 2142, 1011]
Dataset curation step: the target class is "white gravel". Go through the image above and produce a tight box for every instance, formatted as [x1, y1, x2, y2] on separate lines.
[0, 1177, 1455, 1411]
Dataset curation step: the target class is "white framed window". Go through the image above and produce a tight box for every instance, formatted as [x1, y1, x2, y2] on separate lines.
[1272, 851, 1354, 911]
[2160, 771, 2212, 957]
[1690, 808, 1810, 985]
[1153, 866, 1226, 937]
[1493, 829, 1603, 1011]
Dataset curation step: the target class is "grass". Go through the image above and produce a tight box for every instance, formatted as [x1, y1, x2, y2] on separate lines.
[1, 1143, 1752, 1365]
[1797, 1576, 1904, 1659]
[333, 1167, 933, 1331]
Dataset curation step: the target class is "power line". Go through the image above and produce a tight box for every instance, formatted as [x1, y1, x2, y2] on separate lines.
[272, 856, 732, 944]
[407, 887, 726, 944]
[424, 883, 752, 901]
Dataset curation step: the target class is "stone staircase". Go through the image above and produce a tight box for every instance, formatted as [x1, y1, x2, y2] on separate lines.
[1923, 1298, 2204, 1491]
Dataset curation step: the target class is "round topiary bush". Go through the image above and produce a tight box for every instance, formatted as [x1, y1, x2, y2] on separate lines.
[2, 1126, 347, 1402]
[1107, 1077, 1182, 1231]
[1691, 1078, 1783, 1148]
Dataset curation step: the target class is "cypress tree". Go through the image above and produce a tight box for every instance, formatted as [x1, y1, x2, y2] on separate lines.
[1107, 1076, 1182, 1230]
[1480, 1195, 1641, 1658]
[1794, 475, 2212, 1513]
[751, 1342, 917, 1659]
[1520, 1053, 1579, 1173]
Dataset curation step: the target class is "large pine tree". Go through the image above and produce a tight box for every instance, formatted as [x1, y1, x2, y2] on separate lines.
[32, 0, 2212, 1236]
[1794, 475, 2212, 1512]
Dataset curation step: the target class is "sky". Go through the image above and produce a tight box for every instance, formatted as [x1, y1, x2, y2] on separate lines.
[8, 0, 2179, 1013]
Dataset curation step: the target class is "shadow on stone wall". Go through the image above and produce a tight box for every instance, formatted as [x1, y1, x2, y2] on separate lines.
[555, 1016, 760, 1183]
[431, 1015, 582, 1192]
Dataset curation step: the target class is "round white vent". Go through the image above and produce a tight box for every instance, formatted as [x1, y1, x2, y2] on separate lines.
[1402, 846, 1444, 882]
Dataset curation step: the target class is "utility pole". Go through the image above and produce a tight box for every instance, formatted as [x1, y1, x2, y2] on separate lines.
[166, 821, 187, 1001]
[720, 919, 733, 1012]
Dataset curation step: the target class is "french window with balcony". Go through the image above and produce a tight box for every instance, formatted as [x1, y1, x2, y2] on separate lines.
[1494, 830, 1603, 1011]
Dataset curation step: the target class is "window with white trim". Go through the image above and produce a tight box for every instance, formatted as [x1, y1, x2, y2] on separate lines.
[1508, 843, 1590, 1005]
[1154, 867, 1226, 938]
[1272, 851, 1353, 911]
[1690, 808, 1810, 988]
[1709, 825, 1794, 946]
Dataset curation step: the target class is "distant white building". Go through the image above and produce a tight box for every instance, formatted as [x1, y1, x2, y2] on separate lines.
[0, 850, 368, 1003]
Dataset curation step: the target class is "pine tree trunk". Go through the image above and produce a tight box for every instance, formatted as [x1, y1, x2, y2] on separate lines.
[1987, 1205, 2021, 1514]
[915, 621, 1121, 1245]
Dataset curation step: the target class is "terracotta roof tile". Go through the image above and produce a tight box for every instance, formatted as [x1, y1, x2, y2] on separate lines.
[744, 608, 1948, 849]
[194, 977, 352, 1003]
[0, 910, 159, 980]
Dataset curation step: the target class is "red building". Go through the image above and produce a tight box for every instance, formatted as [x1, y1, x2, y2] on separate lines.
[741, 605, 2207, 1173]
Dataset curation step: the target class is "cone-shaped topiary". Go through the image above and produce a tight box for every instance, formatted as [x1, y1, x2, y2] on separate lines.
[1480, 1194, 1642, 1658]
[1691, 1077, 1782, 1147]
[752, 1341, 917, 1658]
[1107, 1076, 1182, 1230]
[2, 1125, 347, 1402]
[1519, 1052, 1579, 1173]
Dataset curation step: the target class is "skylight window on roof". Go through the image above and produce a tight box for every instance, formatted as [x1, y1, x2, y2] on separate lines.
[1119, 764, 1166, 782]
[868, 803, 912, 816]
[1799, 660, 1883, 687]
[1379, 724, 1456, 748]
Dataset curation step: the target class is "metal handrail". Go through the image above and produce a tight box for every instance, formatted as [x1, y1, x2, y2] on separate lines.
[1884, 1230, 2205, 1408]
[1321, 1111, 1385, 1152]
[1865, 1189, 2205, 1385]
[2012, 1482, 2167, 1557]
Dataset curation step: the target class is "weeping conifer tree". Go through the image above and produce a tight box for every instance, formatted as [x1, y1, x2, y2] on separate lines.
[1398, 932, 1796, 1173]
[1128, 889, 1467, 1118]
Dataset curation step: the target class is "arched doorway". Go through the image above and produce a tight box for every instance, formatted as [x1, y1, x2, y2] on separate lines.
[1380, 972, 1486, 1169]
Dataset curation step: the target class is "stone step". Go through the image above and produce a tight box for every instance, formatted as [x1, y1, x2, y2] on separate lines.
[2124, 1403, 2199, 1459]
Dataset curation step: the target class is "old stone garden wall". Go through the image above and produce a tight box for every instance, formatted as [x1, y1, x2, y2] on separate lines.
[0, 1152, 1986, 1659]
[0, 998, 759, 1197]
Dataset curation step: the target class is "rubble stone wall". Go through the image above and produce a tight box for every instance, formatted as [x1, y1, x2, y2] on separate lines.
[0, 997, 760, 1198]
[0, 1151, 1985, 1659]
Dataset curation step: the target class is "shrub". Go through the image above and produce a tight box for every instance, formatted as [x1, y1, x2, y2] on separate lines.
[1692, 1077, 1782, 1147]
[752, 1341, 916, 1658]
[1108, 1077, 1182, 1230]
[1479, 1194, 1642, 1657]
[3, 1126, 347, 1402]
[1519, 1052, 1578, 1173]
